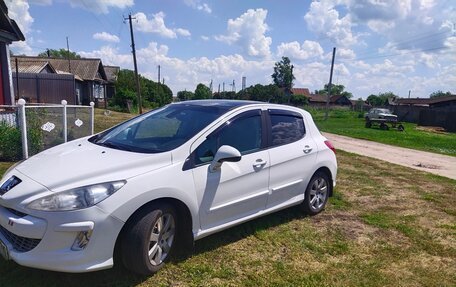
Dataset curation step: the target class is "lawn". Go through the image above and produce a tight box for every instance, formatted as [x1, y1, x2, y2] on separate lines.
[308, 108, 456, 157]
[0, 150, 454, 286]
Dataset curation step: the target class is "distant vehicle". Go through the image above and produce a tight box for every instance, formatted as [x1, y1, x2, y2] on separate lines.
[365, 108, 404, 131]
[0, 100, 337, 275]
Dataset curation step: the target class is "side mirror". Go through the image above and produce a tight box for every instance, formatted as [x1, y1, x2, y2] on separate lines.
[209, 145, 241, 172]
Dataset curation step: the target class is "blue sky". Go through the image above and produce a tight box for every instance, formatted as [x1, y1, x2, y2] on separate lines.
[6, 0, 456, 98]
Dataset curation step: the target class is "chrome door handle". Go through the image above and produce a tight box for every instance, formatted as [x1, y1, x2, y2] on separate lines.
[303, 146, 313, 154]
[253, 159, 267, 168]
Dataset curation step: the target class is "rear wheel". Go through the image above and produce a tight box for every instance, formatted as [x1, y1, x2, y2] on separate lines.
[380, 123, 389, 130]
[398, 124, 404, 131]
[121, 204, 177, 275]
[302, 171, 330, 215]
[365, 121, 372, 128]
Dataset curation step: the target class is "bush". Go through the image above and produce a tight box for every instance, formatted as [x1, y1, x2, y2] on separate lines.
[0, 121, 22, 161]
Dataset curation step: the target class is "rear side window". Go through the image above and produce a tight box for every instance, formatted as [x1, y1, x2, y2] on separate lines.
[269, 110, 305, 146]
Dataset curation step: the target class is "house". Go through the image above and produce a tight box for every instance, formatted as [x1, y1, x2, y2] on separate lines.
[291, 88, 311, 97]
[11, 57, 76, 104]
[104, 65, 120, 100]
[307, 94, 352, 108]
[0, 0, 24, 105]
[350, 99, 371, 111]
[389, 96, 456, 131]
[11, 56, 109, 107]
[47, 57, 108, 107]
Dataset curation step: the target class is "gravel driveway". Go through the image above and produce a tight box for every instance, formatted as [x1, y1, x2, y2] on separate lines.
[323, 132, 456, 180]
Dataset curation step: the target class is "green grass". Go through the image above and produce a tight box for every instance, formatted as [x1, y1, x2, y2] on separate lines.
[307, 108, 456, 156]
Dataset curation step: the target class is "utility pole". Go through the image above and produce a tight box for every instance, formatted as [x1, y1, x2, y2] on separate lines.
[408, 90, 411, 98]
[125, 13, 142, 114]
[66, 37, 71, 73]
[158, 65, 161, 83]
[325, 47, 336, 120]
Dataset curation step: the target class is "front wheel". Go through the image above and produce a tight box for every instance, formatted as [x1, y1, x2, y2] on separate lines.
[121, 204, 177, 275]
[302, 171, 330, 215]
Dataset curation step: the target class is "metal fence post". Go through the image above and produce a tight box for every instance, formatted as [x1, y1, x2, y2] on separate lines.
[17, 99, 29, 159]
[62, 100, 68, 142]
[90, 101, 95, 135]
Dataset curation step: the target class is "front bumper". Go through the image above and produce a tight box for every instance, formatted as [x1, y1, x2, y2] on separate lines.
[0, 204, 124, 273]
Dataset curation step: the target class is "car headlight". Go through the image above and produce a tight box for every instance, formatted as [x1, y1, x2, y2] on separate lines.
[27, 181, 126, 211]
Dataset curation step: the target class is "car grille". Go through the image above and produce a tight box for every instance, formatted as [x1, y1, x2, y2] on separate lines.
[0, 225, 41, 252]
[5, 208, 27, 218]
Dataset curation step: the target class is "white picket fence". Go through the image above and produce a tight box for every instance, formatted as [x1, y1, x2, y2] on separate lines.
[0, 99, 95, 159]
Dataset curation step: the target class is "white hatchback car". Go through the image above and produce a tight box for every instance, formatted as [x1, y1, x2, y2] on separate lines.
[0, 100, 337, 275]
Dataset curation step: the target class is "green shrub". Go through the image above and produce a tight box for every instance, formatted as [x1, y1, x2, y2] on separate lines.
[0, 121, 22, 161]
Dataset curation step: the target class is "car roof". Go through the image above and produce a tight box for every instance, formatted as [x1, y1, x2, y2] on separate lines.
[172, 99, 260, 109]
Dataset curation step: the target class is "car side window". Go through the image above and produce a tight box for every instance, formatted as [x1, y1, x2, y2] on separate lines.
[269, 110, 305, 147]
[194, 112, 263, 165]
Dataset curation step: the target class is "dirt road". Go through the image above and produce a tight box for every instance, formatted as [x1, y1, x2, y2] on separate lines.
[323, 132, 456, 180]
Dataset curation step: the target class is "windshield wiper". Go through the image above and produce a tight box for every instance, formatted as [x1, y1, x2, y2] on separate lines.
[97, 141, 133, 151]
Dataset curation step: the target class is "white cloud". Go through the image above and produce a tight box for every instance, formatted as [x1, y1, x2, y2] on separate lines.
[276, 40, 324, 60]
[5, 0, 33, 54]
[201, 35, 210, 41]
[133, 12, 191, 39]
[184, 0, 212, 14]
[134, 12, 176, 38]
[215, 9, 272, 58]
[346, 0, 452, 51]
[28, 0, 53, 5]
[175, 28, 191, 37]
[304, 1, 357, 47]
[93, 32, 120, 43]
[69, 0, 134, 14]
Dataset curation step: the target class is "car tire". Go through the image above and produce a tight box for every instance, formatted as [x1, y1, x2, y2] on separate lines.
[121, 203, 177, 275]
[302, 171, 330, 216]
[365, 121, 372, 128]
[398, 124, 404, 131]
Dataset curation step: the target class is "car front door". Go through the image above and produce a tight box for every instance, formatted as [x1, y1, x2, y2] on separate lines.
[266, 109, 318, 209]
[188, 109, 270, 231]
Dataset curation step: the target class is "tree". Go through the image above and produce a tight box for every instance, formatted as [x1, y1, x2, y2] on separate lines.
[194, 83, 212, 100]
[177, 91, 195, 101]
[38, 48, 81, 59]
[318, 84, 353, 98]
[112, 69, 173, 111]
[366, 92, 397, 107]
[271, 56, 295, 90]
[429, 90, 452, 98]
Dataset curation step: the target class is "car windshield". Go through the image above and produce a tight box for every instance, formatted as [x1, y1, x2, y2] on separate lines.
[89, 103, 229, 153]
[377, 109, 392, 114]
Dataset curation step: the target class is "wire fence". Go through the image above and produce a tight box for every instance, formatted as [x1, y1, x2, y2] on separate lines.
[0, 100, 94, 160]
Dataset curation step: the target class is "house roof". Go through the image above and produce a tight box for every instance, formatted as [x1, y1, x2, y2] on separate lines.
[291, 88, 310, 97]
[104, 66, 120, 83]
[394, 98, 432, 106]
[429, 95, 456, 104]
[11, 58, 56, 73]
[10, 56, 107, 82]
[0, 0, 25, 43]
[308, 94, 330, 103]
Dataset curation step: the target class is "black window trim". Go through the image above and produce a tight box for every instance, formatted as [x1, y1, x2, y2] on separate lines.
[266, 109, 306, 149]
[183, 109, 267, 171]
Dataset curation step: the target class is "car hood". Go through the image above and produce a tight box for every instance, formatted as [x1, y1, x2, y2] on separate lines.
[378, 113, 397, 117]
[13, 137, 173, 192]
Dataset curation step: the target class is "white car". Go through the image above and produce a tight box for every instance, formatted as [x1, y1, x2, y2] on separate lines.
[0, 100, 337, 275]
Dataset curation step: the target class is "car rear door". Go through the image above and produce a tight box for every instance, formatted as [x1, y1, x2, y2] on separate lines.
[265, 109, 318, 209]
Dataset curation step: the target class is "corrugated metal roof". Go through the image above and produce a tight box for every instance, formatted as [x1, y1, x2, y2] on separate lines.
[291, 88, 310, 96]
[104, 66, 120, 83]
[10, 57, 56, 73]
[10, 56, 107, 82]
